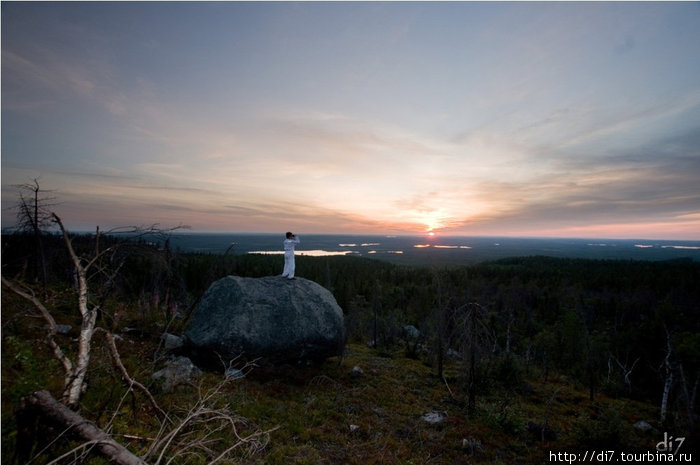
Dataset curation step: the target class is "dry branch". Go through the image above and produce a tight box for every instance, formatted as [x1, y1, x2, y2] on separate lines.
[1, 277, 74, 384]
[21, 390, 147, 465]
[98, 329, 168, 420]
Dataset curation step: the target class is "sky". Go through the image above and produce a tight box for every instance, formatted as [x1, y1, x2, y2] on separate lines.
[2, 1, 700, 239]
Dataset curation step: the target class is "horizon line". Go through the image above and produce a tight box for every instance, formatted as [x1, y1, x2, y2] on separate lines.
[5, 229, 696, 243]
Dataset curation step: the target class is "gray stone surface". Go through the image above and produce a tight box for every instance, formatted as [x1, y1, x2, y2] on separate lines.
[185, 276, 345, 364]
[161, 332, 184, 350]
[152, 356, 202, 392]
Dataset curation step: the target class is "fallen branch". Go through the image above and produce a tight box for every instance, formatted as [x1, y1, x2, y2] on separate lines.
[98, 329, 168, 420]
[21, 390, 147, 465]
[1, 277, 74, 387]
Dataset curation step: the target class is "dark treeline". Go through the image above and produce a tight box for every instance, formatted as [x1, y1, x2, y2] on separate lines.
[3, 231, 699, 431]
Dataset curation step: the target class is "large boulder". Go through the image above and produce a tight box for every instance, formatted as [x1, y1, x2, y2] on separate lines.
[185, 276, 345, 365]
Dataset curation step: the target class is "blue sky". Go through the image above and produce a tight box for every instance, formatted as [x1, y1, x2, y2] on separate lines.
[2, 1, 700, 239]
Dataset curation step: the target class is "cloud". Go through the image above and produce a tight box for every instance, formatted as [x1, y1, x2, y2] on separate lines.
[444, 159, 700, 237]
[3, 2, 699, 239]
[2, 45, 106, 108]
[559, 91, 700, 151]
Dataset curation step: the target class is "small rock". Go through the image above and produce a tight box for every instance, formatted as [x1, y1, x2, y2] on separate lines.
[422, 411, 448, 424]
[350, 365, 364, 377]
[403, 325, 420, 340]
[161, 333, 184, 350]
[349, 424, 360, 432]
[634, 420, 653, 432]
[152, 356, 202, 393]
[462, 437, 482, 454]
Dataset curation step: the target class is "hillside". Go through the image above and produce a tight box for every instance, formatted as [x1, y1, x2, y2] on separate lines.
[2, 231, 698, 463]
[0, 332, 667, 464]
[203, 344, 664, 464]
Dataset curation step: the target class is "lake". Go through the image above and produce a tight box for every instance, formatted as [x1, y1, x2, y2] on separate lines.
[159, 233, 700, 266]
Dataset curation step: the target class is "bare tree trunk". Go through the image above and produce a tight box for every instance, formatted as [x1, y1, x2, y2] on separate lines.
[372, 284, 380, 348]
[692, 372, 699, 417]
[14, 179, 55, 285]
[20, 390, 147, 465]
[54, 214, 97, 409]
[679, 364, 696, 430]
[467, 331, 476, 416]
[661, 371, 673, 425]
[505, 319, 512, 354]
[610, 355, 639, 393]
[33, 186, 45, 285]
[465, 304, 479, 417]
[576, 304, 596, 401]
[433, 272, 447, 381]
[660, 327, 674, 426]
[437, 334, 444, 380]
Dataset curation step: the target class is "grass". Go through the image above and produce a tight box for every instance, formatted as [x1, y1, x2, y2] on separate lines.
[0, 293, 667, 465]
[166, 344, 659, 465]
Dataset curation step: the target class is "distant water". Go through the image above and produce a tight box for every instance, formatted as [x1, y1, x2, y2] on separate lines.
[159, 233, 700, 265]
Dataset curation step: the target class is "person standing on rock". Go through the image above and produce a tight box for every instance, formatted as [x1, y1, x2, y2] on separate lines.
[281, 232, 300, 279]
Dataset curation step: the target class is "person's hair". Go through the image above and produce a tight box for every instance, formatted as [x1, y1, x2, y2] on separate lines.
[286, 231, 293, 239]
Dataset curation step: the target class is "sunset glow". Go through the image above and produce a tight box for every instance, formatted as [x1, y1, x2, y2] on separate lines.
[2, 2, 699, 239]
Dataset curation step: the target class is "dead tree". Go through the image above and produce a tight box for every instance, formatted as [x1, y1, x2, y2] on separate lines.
[11, 178, 57, 285]
[18, 390, 147, 465]
[457, 302, 490, 416]
[608, 354, 640, 393]
[54, 214, 99, 408]
[2, 213, 181, 409]
[678, 364, 698, 431]
[660, 325, 675, 426]
[431, 271, 450, 382]
[372, 282, 381, 349]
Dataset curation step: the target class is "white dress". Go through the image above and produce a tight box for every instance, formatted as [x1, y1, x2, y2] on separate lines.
[282, 236, 300, 278]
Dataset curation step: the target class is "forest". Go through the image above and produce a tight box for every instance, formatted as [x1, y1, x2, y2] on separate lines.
[2, 220, 699, 464]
